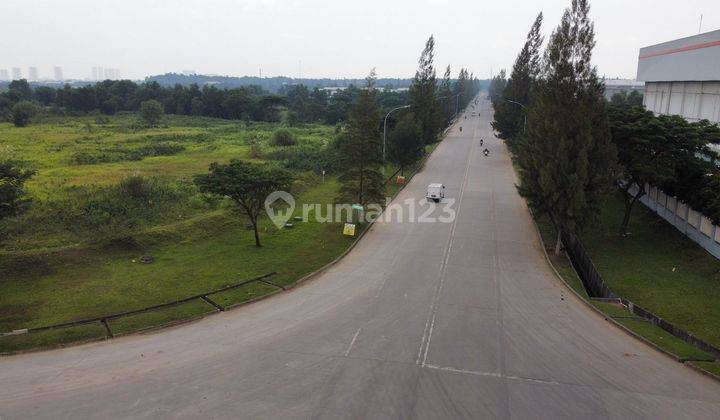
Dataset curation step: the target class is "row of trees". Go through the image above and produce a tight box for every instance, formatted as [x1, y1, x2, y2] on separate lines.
[1, 34, 479, 248]
[0, 78, 413, 127]
[491, 0, 616, 253]
[191, 35, 479, 247]
[491, 0, 720, 249]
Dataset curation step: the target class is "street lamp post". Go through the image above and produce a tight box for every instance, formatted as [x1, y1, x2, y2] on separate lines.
[505, 99, 527, 133]
[383, 105, 411, 167]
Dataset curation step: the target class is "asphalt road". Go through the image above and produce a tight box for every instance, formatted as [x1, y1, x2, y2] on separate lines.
[2, 97, 720, 419]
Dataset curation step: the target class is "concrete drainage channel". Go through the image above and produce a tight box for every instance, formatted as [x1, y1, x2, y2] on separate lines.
[530, 215, 720, 381]
[0, 272, 280, 351]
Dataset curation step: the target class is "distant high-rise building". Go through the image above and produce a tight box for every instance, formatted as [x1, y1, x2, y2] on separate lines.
[91, 67, 98, 80]
[104, 68, 113, 80]
[28, 67, 38, 81]
[98, 66, 104, 80]
[0, 69, 8, 81]
[12, 67, 22, 80]
[53, 66, 63, 81]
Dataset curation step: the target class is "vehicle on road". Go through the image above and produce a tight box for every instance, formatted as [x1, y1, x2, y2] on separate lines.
[483, 148, 490, 157]
[426, 183, 445, 202]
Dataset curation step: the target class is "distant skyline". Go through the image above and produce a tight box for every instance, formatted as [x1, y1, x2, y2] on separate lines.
[1, 0, 719, 81]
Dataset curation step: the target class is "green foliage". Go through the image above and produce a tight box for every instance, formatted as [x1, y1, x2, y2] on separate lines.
[608, 106, 679, 233]
[139, 99, 164, 127]
[492, 12, 543, 150]
[388, 113, 424, 175]
[265, 141, 341, 174]
[517, 0, 617, 240]
[0, 161, 35, 224]
[409, 35, 442, 145]
[337, 71, 385, 206]
[195, 160, 293, 246]
[69, 142, 185, 165]
[488, 70, 507, 107]
[11, 100, 38, 127]
[609, 90, 643, 109]
[270, 128, 297, 146]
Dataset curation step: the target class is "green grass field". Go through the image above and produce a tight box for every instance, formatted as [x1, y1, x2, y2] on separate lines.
[0, 114, 351, 351]
[0, 112, 429, 352]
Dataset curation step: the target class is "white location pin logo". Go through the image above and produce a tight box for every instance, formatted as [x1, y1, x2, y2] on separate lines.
[265, 191, 295, 229]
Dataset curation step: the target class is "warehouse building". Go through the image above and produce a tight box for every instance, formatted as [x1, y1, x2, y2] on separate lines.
[635, 29, 720, 259]
[638, 28, 720, 123]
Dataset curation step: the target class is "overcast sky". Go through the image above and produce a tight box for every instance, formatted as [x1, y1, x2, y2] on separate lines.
[2, 0, 719, 81]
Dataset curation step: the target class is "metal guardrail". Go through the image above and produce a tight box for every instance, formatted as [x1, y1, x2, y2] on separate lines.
[1, 272, 278, 339]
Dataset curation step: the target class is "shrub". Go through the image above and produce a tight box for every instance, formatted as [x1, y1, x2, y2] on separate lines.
[270, 128, 297, 146]
[11, 101, 38, 127]
[139, 100, 164, 127]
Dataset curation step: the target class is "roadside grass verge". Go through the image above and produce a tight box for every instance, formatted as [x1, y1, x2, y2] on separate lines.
[533, 195, 719, 367]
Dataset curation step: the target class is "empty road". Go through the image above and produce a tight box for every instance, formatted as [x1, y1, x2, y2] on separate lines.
[2, 97, 719, 419]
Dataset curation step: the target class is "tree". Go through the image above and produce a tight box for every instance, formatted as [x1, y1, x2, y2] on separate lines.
[409, 35, 442, 145]
[11, 101, 38, 127]
[608, 106, 675, 235]
[337, 70, 385, 206]
[389, 113, 424, 176]
[439, 66, 454, 125]
[492, 12, 543, 151]
[139, 99, 164, 127]
[194, 160, 293, 247]
[0, 161, 35, 226]
[487, 70, 507, 107]
[517, 0, 617, 254]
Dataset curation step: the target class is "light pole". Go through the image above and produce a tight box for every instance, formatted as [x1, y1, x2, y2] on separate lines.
[505, 99, 527, 133]
[383, 105, 411, 167]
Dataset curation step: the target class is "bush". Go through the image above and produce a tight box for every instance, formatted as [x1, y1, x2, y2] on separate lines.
[270, 128, 297, 146]
[265, 141, 341, 174]
[2, 176, 200, 246]
[11, 101, 38, 127]
[70, 142, 185, 165]
[139, 100, 164, 127]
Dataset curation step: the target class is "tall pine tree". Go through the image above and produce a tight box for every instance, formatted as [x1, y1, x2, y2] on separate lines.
[517, 0, 616, 254]
[337, 70, 385, 206]
[409, 35, 442, 145]
[492, 12, 543, 152]
[439, 65, 453, 125]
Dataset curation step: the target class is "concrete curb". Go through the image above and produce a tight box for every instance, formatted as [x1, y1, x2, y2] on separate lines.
[528, 211, 720, 383]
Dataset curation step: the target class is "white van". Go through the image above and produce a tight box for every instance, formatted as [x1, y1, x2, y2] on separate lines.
[426, 183, 445, 202]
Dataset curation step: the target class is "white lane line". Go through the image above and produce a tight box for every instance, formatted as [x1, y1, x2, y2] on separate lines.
[344, 328, 362, 357]
[416, 108, 478, 367]
[424, 364, 562, 386]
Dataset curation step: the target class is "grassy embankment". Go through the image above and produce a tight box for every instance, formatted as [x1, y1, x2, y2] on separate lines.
[535, 193, 720, 373]
[0, 113, 437, 352]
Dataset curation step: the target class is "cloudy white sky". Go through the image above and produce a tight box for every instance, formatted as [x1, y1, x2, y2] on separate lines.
[2, 0, 719, 81]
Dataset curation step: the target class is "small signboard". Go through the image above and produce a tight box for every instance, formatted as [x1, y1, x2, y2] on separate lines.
[396, 175, 406, 185]
[343, 223, 356, 236]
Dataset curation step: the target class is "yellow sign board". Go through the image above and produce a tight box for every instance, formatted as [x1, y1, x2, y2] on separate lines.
[343, 223, 356, 236]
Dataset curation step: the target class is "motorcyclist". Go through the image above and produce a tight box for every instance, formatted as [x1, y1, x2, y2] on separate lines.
[483, 148, 490, 156]
[479, 138, 484, 146]
[459, 126, 463, 132]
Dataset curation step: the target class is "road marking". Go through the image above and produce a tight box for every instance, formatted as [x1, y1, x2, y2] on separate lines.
[416, 105, 478, 367]
[424, 364, 562, 386]
[344, 328, 362, 357]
